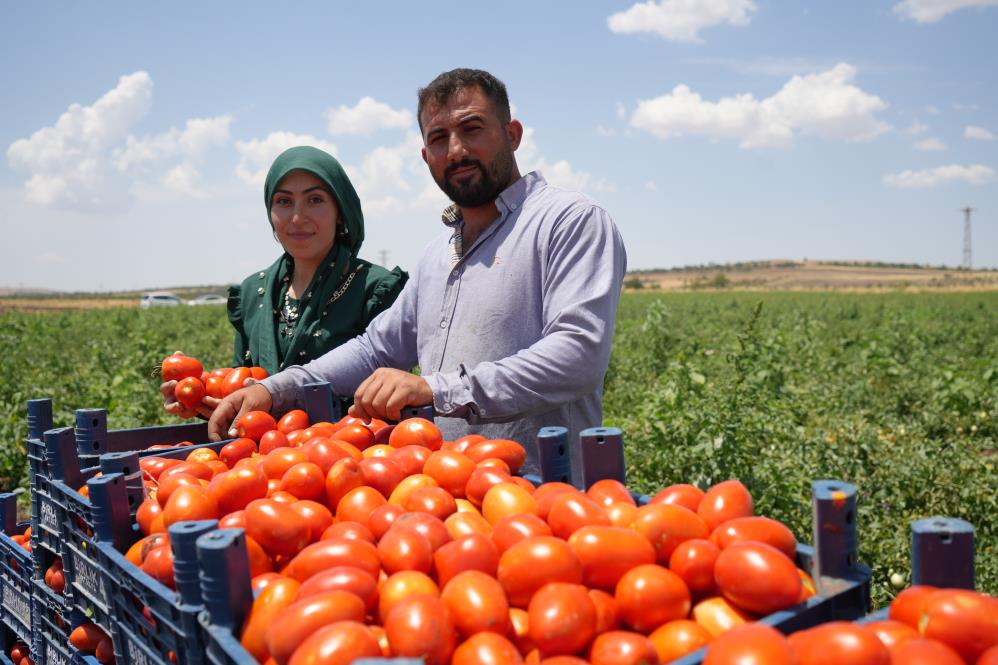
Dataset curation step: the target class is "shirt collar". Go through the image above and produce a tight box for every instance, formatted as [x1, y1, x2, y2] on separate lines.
[439, 171, 546, 228]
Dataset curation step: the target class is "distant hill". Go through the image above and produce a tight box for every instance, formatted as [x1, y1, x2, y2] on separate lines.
[626, 260, 998, 291]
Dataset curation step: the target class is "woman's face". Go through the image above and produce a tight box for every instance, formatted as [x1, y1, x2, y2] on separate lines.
[270, 170, 339, 267]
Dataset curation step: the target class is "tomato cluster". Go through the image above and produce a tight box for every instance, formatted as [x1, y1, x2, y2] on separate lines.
[8, 525, 31, 553]
[118, 410, 832, 665]
[701, 586, 998, 664]
[68, 622, 114, 664]
[5, 641, 32, 665]
[44, 556, 65, 594]
[159, 353, 268, 418]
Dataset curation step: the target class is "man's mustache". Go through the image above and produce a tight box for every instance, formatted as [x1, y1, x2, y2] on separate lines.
[445, 159, 484, 178]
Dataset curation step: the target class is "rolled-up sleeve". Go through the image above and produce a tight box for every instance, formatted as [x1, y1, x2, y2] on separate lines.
[425, 204, 626, 422]
[261, 271, 421, 412]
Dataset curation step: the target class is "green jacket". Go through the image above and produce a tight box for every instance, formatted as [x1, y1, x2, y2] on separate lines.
[228, 255, 406, 375]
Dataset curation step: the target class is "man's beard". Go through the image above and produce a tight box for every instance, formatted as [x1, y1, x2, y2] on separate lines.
[437, 148, 515, 208]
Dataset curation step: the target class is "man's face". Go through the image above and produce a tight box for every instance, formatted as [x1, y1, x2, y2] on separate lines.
[420, 87, 522, 208]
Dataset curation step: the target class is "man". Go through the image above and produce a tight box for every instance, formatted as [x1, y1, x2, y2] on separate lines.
[209, 68, 626, 469]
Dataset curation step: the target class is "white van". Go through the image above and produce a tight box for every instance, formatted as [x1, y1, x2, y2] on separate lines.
[139, 292, 182, 308]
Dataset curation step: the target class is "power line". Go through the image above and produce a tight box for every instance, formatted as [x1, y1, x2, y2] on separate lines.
[959, 206, 974, 270]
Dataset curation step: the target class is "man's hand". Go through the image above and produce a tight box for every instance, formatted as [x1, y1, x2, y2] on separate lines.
[350, 368, 433, 422]
[208, 383, 273, 441]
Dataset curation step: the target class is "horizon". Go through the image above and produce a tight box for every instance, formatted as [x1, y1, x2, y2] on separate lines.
[2, 2, 997, 291]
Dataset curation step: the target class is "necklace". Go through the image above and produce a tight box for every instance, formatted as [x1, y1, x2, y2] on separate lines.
[279, 289, 300, 337]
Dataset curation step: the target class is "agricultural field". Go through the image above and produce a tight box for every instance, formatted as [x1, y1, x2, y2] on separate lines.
[1, 291, 995, 607]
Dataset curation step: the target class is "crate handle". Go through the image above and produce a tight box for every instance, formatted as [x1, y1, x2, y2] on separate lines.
[170, 520, 220, 607]
[197, 528, 253, 633]
[577, 427, 625, 489]
[911, 517, 975, 589]
[26, 398, 53, 440]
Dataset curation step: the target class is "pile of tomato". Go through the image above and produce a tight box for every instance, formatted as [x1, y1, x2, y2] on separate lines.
[5, 641, 31, 665]
[701, 585, 998, 664]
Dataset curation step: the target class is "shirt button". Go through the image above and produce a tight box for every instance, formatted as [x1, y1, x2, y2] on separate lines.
[480, 408, 487, 415]
[451, 269, 458, 277]
[259, 272, 265, 278]
[439, 319, 448, 328]
[257, 287, 265, 295]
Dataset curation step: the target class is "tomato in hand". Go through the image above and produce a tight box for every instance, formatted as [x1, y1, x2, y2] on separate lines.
[222, 367, 254, 397]
[174, 376, 206, 411]
[237, 410, 278, 442]
[160, 353, 204, 382]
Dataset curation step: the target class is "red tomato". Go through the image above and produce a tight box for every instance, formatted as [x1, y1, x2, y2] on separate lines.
[325, 458, 363, 509]
[649, 620, 712, 663]
[237, 411, 278, 442]
[710, 516, 797, 560]
[510, 607, 537, 654]
[284, 537, 381, 582]
[567, 525, 656, 591]
[264, 591, 366, 665]
[250, 366, 269, 380]
[714, 541, 801, 615]
[296, 565, 379, 613]
[174, 376, 206, 410]
[384, 594, 457, 665]
[222, 367, 254, 397]
[887, 585, 937, 628]
[389, 418, 443, 450]
[587, 479, 636, 508]
[615, 564, 691, 634]
[464, 439, 527, 473]
[162, 484, 218, 527]
[590, 588, 622, 635]
[630, 502, 709, 563]
[301, 437, 350, 474]
[393, 444, 434, 477]
[978, 646, 998, 665]
[288, 500, 334, 543]
[336, 486, 387, 525]
[218, 510, 246, 530]
[140, 456, 182, 481]
[918, 589, 998, 662]
[251, 572, 283, 594]
[589, 630, 660, 665]
[434, 533, 500, 587]
[691, 596, 754, 638]
[160, 354, 203, 382]
[261, 448, 308, 479]
[136, 499, 162, 536]
[528, 583, 597, 656]
[160, 460, 213, 483]
[367, 503, 405, 540]
[205, 375, 226, 399]
[547, 492, 612, 539]
[406, 486, 459, 520]
[69, 623, 107, 651]
[703, 624, 794, 665]
[697, 480, 753, 531]
[258, 430, 290, 455]
[442, 570, 511, 637]
[378, 527, 434, 575]
[789, 622, 890, 665]
[889, 638, 963, 665]
[492, 513, 553, 554]
[423, 450, 476, 498]
[320, 521, 375, 543]
[141, 544, 175, 588]
[332, 424, 375, 450]
[244, 499, 311, 557]
[278, 409, 309, 434]
[452, 632, 524, 665]
[448, 434, 486, 453]
[279, 462, 325, 501]
[245, 536, 274, 578]
[669, 538, 720, 596]
[286, 621, 381, 665]
[207, 465, 268, 514]
[533, 482, 583, 521]
[650, 483, 705, 513]
[391, 511, 452, 551]
[219, 437, 257, 467]
[863, 619, 919, 649]
[358, 455, 405, 497]
[498, 536, 584, 608]
[481, 483, 536, 525]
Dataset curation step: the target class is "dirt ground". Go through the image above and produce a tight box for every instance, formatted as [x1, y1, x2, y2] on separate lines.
[631, 261, 998, 292]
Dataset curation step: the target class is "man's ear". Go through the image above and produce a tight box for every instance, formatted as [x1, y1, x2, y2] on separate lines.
[506, 119, 524, 150]
[421, 146, 428, 164]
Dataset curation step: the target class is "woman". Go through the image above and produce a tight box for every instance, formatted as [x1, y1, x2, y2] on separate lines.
[163, 146, 407, 417]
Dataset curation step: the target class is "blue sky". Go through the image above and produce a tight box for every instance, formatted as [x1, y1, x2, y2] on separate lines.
[2, 1, 996, 291]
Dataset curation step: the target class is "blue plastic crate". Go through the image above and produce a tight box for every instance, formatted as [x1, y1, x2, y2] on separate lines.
[0, 610, 32, 665]
[31, 580, 103, 665]
[0, 495, 33, 645]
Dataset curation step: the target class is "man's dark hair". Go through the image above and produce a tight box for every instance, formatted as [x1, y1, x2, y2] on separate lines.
[417, 68, 511, 132]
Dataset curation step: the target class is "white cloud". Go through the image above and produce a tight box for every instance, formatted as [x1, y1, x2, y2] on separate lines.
[326, 97, 413, 135]
[965, 125, 994, 140]
[6, 71, 152, 210]
[615, 102, 627, 120]
[597, 125, 617, 136]
[645, 181, 660, 191]
[36, 251, 64, 264]
[925, 105, 941, 115]
[883, 163, 994, 188]
[952, 102, 980, 111]
[113, 115, 232, 170]
[516, 126, 606, 192]
[162, 164, 206, 198]
[893, 0, 998, 23]
[914, 137, 947, 151]
[684, 56, 841, 78]
[608, 0, 757, 43]
[234, 132, 339, 186]
[905, 120, 928, 135]
[630, 63, 890, 149]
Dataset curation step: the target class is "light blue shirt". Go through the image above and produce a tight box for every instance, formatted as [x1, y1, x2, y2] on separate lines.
[261, 171, 627, 471]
